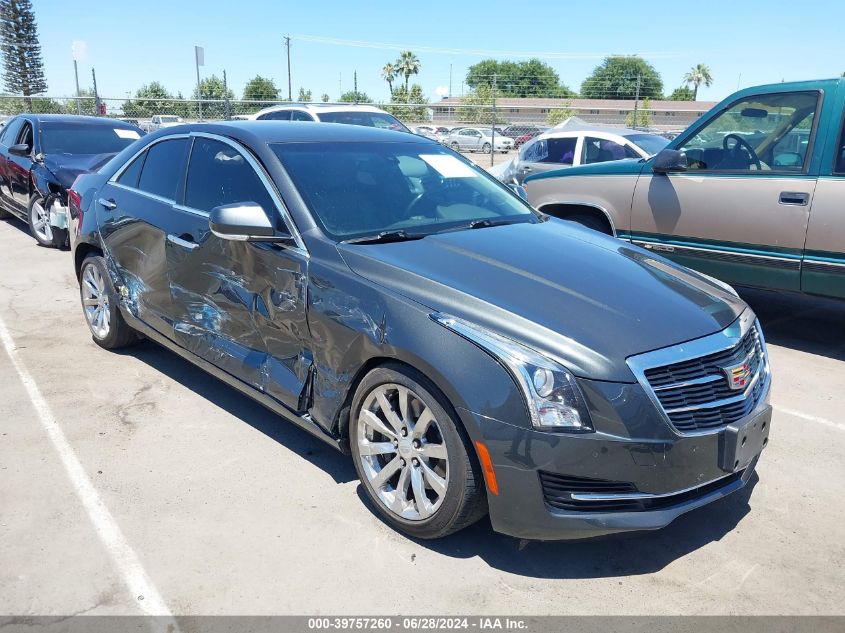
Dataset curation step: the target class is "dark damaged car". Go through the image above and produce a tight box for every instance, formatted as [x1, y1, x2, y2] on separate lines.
[0, 114, 143, 247]
[68, 123, 772, 540]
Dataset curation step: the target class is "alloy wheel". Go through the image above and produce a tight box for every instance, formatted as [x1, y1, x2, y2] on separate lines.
[356, 383, 449, 521]
[31, 200, 53, 243]
[81, 263, 111, 339]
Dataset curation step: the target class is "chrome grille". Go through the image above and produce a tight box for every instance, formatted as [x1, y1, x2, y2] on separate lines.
[629, 316, 769, 434]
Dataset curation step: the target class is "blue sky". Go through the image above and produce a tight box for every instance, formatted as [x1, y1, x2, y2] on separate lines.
[34, 0, 845, 104]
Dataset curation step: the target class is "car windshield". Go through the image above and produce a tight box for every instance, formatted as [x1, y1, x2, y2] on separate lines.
[40, 123, 142, 155]
[317, 111, 410, 133]
[272, 141, 536, 241]
[627, 133, 670, 156]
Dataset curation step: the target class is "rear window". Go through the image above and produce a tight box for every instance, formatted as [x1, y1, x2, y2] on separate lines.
[136, 138, 189, 200]
[317, 111, 410, 133]
[40, 122, 142, 155]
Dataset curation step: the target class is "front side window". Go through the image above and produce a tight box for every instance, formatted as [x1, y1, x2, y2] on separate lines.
[272, 141, 535, 240]
[117, 151, 147, 188]
[18, 122, 33, 149]
[679, 91, 818, 172]
[184, 137, 275, 214]
[259, 110, 291, 121]
[835, 116, 845, 174]
[0, 117, 23, 145]
[40, 123, 141, 155]
[626, 133, 670, 156]
[290, 110, 314, 121]
[582, 137, 635, 164]
[136, 138, 189, 200]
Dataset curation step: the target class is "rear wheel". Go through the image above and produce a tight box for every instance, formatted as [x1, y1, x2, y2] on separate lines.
[27, 195, 54, 247]
[79, 255, 139, 350]
[350, 365, 487, 539]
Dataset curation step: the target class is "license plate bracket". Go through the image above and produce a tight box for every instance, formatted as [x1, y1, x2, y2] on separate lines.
[719, 405, 772, 473]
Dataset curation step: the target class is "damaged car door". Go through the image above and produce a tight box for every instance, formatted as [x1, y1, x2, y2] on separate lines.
[167, 133, 310, 410]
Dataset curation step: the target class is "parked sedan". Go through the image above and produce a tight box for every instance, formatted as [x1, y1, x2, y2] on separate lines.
[0, 114, 144, 247]
[443, 127, 513, 153]
[494, 124, 669, 185]
[69, 122, 770, 540]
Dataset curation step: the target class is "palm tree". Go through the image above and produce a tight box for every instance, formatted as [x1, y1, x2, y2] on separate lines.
[684, 64, 713, 100]
[381, 62, 397, 96]
[396, 50, 421, 93]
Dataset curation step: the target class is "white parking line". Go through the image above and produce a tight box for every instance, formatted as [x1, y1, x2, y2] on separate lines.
[0, 314, 176, 622]
[774, 405, 845, 432]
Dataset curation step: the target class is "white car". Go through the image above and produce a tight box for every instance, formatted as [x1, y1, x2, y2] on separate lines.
[248, 103, 411, 133]
[494, 120, 669, 184]
[443, 127, 513, 154]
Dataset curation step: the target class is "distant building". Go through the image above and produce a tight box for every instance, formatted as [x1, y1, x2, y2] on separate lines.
[429, 97, 717, 131]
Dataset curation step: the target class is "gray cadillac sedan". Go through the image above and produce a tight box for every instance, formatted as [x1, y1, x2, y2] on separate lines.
[68, 122, 771, 540]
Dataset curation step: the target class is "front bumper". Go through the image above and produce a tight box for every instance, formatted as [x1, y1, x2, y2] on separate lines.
[456, 378, 770, 541]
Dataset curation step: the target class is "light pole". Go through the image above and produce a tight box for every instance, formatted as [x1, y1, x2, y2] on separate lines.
[195, 46, 205, 120]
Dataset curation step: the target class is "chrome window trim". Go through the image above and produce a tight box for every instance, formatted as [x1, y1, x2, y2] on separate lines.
[569, 471, 738, 501]
[110, 181, 175, 206]
[186, 131, 308, 254]
[626, 309, 771, 437]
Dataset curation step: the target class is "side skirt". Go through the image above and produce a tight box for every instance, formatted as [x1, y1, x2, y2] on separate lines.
[121, 308, 347, 454]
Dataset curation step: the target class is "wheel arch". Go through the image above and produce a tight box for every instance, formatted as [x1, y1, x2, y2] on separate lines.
[74, 242, 103, 280]
[537, 202, 616, 235]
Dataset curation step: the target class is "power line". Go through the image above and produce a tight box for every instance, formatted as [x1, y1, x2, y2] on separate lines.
[292, 34, 684, 60]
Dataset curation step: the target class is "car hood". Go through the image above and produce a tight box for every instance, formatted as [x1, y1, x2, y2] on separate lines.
[337, 220, 745, 382]
[42, 153, 117, 189]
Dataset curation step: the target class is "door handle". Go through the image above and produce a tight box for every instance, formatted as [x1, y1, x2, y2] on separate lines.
[779, 191, 809, 206]
[98, 198, 117, 210]
[166, 234, 199, 250]
[522, 165, 533, 172]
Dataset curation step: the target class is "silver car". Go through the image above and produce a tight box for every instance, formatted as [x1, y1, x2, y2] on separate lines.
[443, 127, 513, 154]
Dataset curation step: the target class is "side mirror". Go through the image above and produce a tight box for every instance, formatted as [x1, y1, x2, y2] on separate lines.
[508, 184, 528, 201]
[208, 202, 290, 242]
[652, 148, 688, 174]
[9, 143, 31, 157]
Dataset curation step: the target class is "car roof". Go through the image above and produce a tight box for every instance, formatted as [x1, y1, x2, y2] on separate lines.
[144, 121, 437, 146]
[18, 114, 140, 128]
[253, 103, 391, 116]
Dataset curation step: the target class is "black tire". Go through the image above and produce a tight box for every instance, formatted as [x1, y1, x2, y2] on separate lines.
[350, 364, 487, 539]
[481, 142, 492, 154]
[565, 213, 612, 234]
[27, 195, 56, 247]
[450, 141, 460, 152]
[79, 255, 139, 350]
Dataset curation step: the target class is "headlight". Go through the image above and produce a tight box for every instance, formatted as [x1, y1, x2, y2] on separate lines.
[431, 313, 593, 432]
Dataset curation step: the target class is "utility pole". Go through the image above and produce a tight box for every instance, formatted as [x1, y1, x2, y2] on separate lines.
[339, 73, 342, 99]
[632, 74, 641, 128]
[73, 60, 82, 115]
[223, 69, 231, 120]
[449, 63, 452, 97]
[71, 41, 86, 115]
[491, 74, 497, 167]
[353, 71, 358, 104]
[195, 46, 205, 120]
[283, 36, 292, 101]
[91, 68, 101, 116]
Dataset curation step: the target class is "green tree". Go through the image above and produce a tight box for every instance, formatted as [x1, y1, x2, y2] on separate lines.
[320, 93, 330, 102]
[192, 74, 234, 101]
[626, 98, 652, 128]
[456, 84, 506, 124]
[684, 63, 713, 100]
[123, 81, 184, 118]
[339, 90, 371, 103]
[467, 59, 574, 98]
[546, 103, 575, 126]
[580, 56, 663, 100]
[667, 85, 694, 101]
[384, 83, 428, 122]
[64, 87, 97, 115]
[242, 75, 279, 101]
[396, 50, 420, 93]
[297, 87, 312, 102]
[0, 0, 48, 108]
[381, 62, 397, 96]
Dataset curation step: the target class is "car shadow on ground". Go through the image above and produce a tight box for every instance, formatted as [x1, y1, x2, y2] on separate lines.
[737, 287, 845, 362]
[121, 340, 358, 485]
[357, 474, 757, 579]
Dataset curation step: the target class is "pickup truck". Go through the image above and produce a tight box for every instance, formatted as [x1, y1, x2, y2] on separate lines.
[141, 114, 183, 132]
[525, 78, 845, 300]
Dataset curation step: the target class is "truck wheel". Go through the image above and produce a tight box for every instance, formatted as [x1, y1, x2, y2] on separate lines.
[27, 195, 55, 247]
[79, 255, 140, 350]
[565, 213, 612, 234]
[350, 365, 487, 539]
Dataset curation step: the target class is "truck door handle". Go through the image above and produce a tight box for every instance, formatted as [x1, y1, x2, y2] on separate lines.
[167, 234, 199, 250]
[98, 198, 117, 210]
[779, 191, 809, 206]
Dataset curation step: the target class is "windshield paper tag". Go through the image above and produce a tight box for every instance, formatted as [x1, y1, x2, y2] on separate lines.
[114, 129, 141, 139]
[420, 154, 478, 178]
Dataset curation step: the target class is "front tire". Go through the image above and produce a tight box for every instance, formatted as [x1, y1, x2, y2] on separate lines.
[450, 142, 460, 152]
[79, 255, 139, 350]
[28, 195, 54, 247]
[481, 142, 492, 154]
[350, 365, 487, 539]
